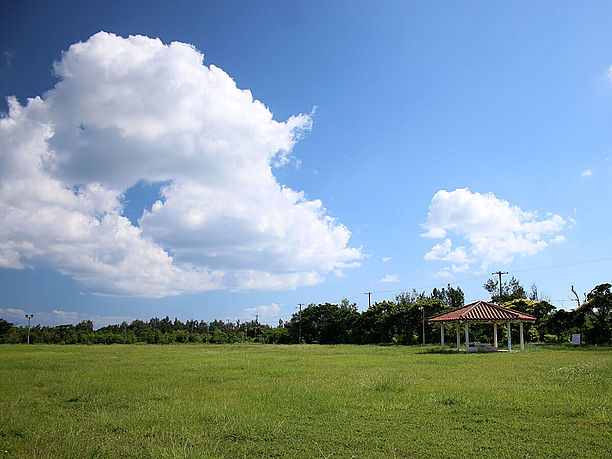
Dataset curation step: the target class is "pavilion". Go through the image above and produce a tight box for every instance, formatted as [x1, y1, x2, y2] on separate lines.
[427, 300, 536, 352]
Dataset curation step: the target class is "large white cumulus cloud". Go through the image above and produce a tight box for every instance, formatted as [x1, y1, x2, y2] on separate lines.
[0, 32, 362, 297]
[422, 188, 567, 275]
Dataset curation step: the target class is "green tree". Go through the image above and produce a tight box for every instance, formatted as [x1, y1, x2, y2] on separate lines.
[0, 318, 13, 339]
[266, 327, 291, 344]
[431, 284, 464, 309]
[484, 276, 526, 303]
[357, 301, 398, 344]
[579, 283, 612, 344]
[288, 302, 359, 344]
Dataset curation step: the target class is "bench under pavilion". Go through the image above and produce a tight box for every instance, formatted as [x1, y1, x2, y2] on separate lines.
[427, 300, 537, 352]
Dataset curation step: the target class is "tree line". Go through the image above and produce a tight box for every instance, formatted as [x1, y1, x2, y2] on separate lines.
[1, 281, 610, 345]
[0, 316, 283, 345]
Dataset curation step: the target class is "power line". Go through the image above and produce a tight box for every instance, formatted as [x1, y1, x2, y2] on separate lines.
[511, 256, 612, 274]
[364, 255, 612, 296]
[368, 274, 489, 295]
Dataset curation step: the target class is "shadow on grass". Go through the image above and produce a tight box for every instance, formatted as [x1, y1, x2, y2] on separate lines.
[416, 348, 459, 354]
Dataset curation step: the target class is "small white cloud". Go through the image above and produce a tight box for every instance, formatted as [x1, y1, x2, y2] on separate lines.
[433, 264, 468, 278]
[424, 239, 470, 264]
[382, 256, 391, 262]
[242, 303, 281, 320]
[434, 268, 453, 278]
[424, 239, 452, 260]
[451, 264, 468, 273]
[1, 49, 14, 74]
[312, 169, 319, 175]
[551, 235, 566, 244]
[580, 169, 594, 177]
[380, 274, 399, 283]
[422, 188, 567, 273]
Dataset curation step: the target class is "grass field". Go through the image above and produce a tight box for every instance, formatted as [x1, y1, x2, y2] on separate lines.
[1, 344, 611, 458]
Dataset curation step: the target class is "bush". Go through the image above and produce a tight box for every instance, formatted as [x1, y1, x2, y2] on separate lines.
[188, 333, 203, 343]
[266, 327, 290, 344]
[210, 329, 228, 344]
[527, 327, 539, 342]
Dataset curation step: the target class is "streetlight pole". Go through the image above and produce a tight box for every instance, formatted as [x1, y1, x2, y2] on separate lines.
[25, 314, 34, 344]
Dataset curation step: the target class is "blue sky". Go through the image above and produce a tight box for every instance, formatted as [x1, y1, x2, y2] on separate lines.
[1, 1, 611, 328]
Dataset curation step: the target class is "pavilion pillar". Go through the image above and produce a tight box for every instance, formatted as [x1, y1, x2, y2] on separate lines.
[520, 322, 524, 350]
[464, 323, 470, 353]
[456, 324, 460, 351]
[441, 324, 445, 351]
[493, 323, 498, 348]
[507, 322, 512, 351]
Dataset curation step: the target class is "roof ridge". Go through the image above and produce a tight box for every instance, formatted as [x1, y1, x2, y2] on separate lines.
[457, 301, 480, 319]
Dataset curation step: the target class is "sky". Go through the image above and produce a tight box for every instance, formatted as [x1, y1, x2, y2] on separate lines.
[1, 0, 611, 328]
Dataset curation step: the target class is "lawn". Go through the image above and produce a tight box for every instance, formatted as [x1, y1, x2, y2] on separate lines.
[0, 344, 610, 458]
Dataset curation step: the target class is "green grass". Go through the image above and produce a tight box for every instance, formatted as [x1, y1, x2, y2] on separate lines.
[1, 344, 611, 458]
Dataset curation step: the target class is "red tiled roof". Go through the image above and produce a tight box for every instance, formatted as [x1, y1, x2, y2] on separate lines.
[427, 300, 536, 323]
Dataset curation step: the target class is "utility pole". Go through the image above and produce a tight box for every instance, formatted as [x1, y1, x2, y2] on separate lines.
[25, 314, 33, 344]
[297, 303, 304, 344]
[491, 271, 508, 300]
[364, 292, 372, 308]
